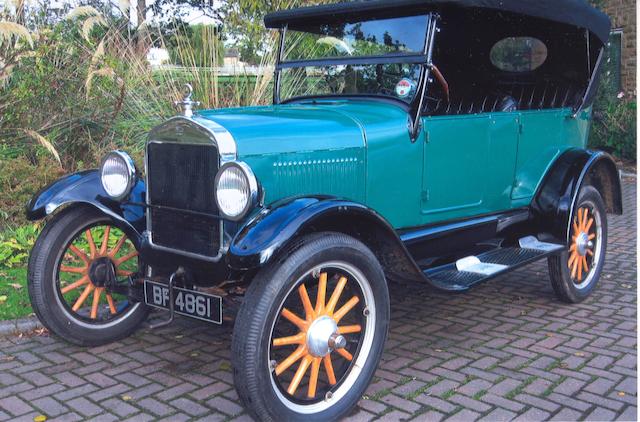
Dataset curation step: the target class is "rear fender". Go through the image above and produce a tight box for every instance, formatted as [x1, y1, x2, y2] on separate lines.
[26, 170, 146, 246]
[227, 197, 424, 282]
[531, 149, 622, 244]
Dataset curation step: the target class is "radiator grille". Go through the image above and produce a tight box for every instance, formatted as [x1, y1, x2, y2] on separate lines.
[147, 142, 220, 256]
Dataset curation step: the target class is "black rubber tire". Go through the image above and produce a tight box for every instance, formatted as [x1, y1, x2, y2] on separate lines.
[231, 232, 390, 422]
[27, 205, 150, 346]
[548, 186, 608, 303]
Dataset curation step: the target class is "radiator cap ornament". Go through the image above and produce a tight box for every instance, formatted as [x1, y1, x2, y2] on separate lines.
[175, 83, 200, 118]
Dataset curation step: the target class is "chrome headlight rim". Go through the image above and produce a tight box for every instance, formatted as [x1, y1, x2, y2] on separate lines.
[100, 150, 137, 201]
[214, 161, 259, 222]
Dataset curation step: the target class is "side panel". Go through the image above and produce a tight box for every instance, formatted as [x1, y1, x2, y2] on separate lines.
[511, 108, 591, 203]
[420, 114, 490, 222]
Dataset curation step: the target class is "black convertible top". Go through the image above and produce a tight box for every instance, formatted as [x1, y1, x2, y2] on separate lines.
[264, 0, 611, 45]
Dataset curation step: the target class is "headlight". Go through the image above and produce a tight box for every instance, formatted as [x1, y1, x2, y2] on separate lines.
[215, 162, 258, 221]
[100, 151, 136, 200]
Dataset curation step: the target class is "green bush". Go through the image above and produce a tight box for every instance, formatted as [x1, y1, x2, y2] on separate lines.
[590, 97, 637, 161]
[0, 223, 41, 268]
[0, 155, 64, 229]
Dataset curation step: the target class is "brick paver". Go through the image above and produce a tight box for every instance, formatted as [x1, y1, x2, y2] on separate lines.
[0, 180, 636, 421]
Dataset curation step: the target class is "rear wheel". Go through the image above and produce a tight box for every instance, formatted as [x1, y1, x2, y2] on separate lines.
[28, 206, 149, 346]
[232, 233, 389, 421]
[548, 186, 607, 303]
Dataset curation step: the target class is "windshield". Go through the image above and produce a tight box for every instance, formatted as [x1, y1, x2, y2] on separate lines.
[277, 15, 430, 104]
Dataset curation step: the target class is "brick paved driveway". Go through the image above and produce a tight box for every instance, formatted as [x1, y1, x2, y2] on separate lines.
[0, 180, 636, 422]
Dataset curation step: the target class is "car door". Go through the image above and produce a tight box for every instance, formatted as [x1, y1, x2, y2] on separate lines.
[420, 112, 519, 224]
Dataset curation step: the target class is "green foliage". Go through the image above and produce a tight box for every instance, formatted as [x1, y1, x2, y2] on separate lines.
[0, 223, 40, 268]
[166, 24, 225, 67]
[0, 267, 32, 320]
[590, 97, 636, 160]
[589, 63, 637, 162]
[0, 155, 64, 230]
[221, 0, 337, 65]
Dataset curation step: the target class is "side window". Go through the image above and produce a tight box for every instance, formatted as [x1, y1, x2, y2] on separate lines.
[490, 37, 548, 72]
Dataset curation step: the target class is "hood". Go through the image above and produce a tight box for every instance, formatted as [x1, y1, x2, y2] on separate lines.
[196, 100, 409, 157]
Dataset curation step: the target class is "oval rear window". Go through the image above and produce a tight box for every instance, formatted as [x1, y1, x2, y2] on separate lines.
[490, 37, 548, 72]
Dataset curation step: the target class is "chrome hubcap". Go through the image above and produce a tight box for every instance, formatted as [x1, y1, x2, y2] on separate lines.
[576, 232, 590, 256]
[306, 316, 340, 357]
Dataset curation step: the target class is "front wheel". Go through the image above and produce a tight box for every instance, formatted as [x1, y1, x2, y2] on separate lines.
[232, 233, 390, 422]
[27, 206, 149, 346]
[548, 185, 608, 303]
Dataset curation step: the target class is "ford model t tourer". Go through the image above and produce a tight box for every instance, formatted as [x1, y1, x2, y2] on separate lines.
[26, 0, 620, 420]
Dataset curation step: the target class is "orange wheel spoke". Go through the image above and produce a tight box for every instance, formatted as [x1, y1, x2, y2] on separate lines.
[570, 257, 579, 280]
[281, 308, 307, 331]
[338, 324, 362, 334]
[326, 276, 347, 315]
[109, 236, 127, 257]
[69, 245, 90, 264]
[582, 255, 589, 274]
[115, 250, 138, 266]
[569, 244, 577, 252]
[85, 229, 97, 258]
[572, 220, 579, 235]
[315, 272, 327, 315]
[90, 287, 103, 319]
[577, 254, 583, 281]
[323, 354, 336, 385]
[106, 293, 117, 314]
[576, 209, 583, 228]
[60, 265, 87, 274]
[287, 355, 312, 396]
[117, 270, 133, 277]
[307, 357, 321, 398]
[586, 249, 594, 256]
[275, 345, 306, 376]
[61, 275, 89, 294]
[585, 218, 594, 234]
[100, 226, 111, 255]
[588, 233, 596, 240]
[333, 296, 360, 323]
[568, 252, 577, 268]
[336, 347, 353, 361]
[298, 284, 315, 320]
[273, 332, 305, 347]
[582, 208, 588, 230]
[72, 284, 94, 311]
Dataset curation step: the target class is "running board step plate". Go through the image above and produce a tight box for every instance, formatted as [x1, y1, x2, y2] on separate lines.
[425, 238, 564, 291]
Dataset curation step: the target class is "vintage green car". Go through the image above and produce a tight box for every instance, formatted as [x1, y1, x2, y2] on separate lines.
[26, 0, 621, 420]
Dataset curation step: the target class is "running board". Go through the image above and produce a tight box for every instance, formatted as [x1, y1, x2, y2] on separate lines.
[424, 237, 564, 291]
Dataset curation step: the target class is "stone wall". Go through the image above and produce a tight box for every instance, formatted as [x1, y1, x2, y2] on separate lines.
[600, 0, 636, 93]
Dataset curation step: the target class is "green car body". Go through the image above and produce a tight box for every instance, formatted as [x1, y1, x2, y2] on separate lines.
[199, 102, 592, 229]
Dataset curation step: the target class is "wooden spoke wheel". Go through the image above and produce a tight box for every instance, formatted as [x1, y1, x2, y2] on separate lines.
[28, 206, 149, 346]
[57, 223, 139, 323]
[567, 206, 599, 285]
[232, 233, 389, 421]
[548, 186, 607, 303]
[269, 266, 369, 404]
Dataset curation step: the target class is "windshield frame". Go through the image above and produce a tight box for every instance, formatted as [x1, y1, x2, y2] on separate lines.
[272, 13, 436, 114]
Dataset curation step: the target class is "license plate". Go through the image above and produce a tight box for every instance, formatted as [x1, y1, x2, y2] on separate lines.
[144, 280, 222, 324]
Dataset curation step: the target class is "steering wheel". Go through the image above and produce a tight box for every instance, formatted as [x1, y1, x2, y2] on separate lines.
[430, 64, 450, 103]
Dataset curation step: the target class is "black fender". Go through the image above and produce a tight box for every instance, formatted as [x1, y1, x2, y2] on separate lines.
[25, 170, 146, 247]
[531, 149, 622, 244]
[227, 196, 425, 282]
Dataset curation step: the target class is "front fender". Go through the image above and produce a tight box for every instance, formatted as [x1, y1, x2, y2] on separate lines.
[26, 170, 146, 240]
[227, 197, 424, 281]
[531, 149, 622, 244]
